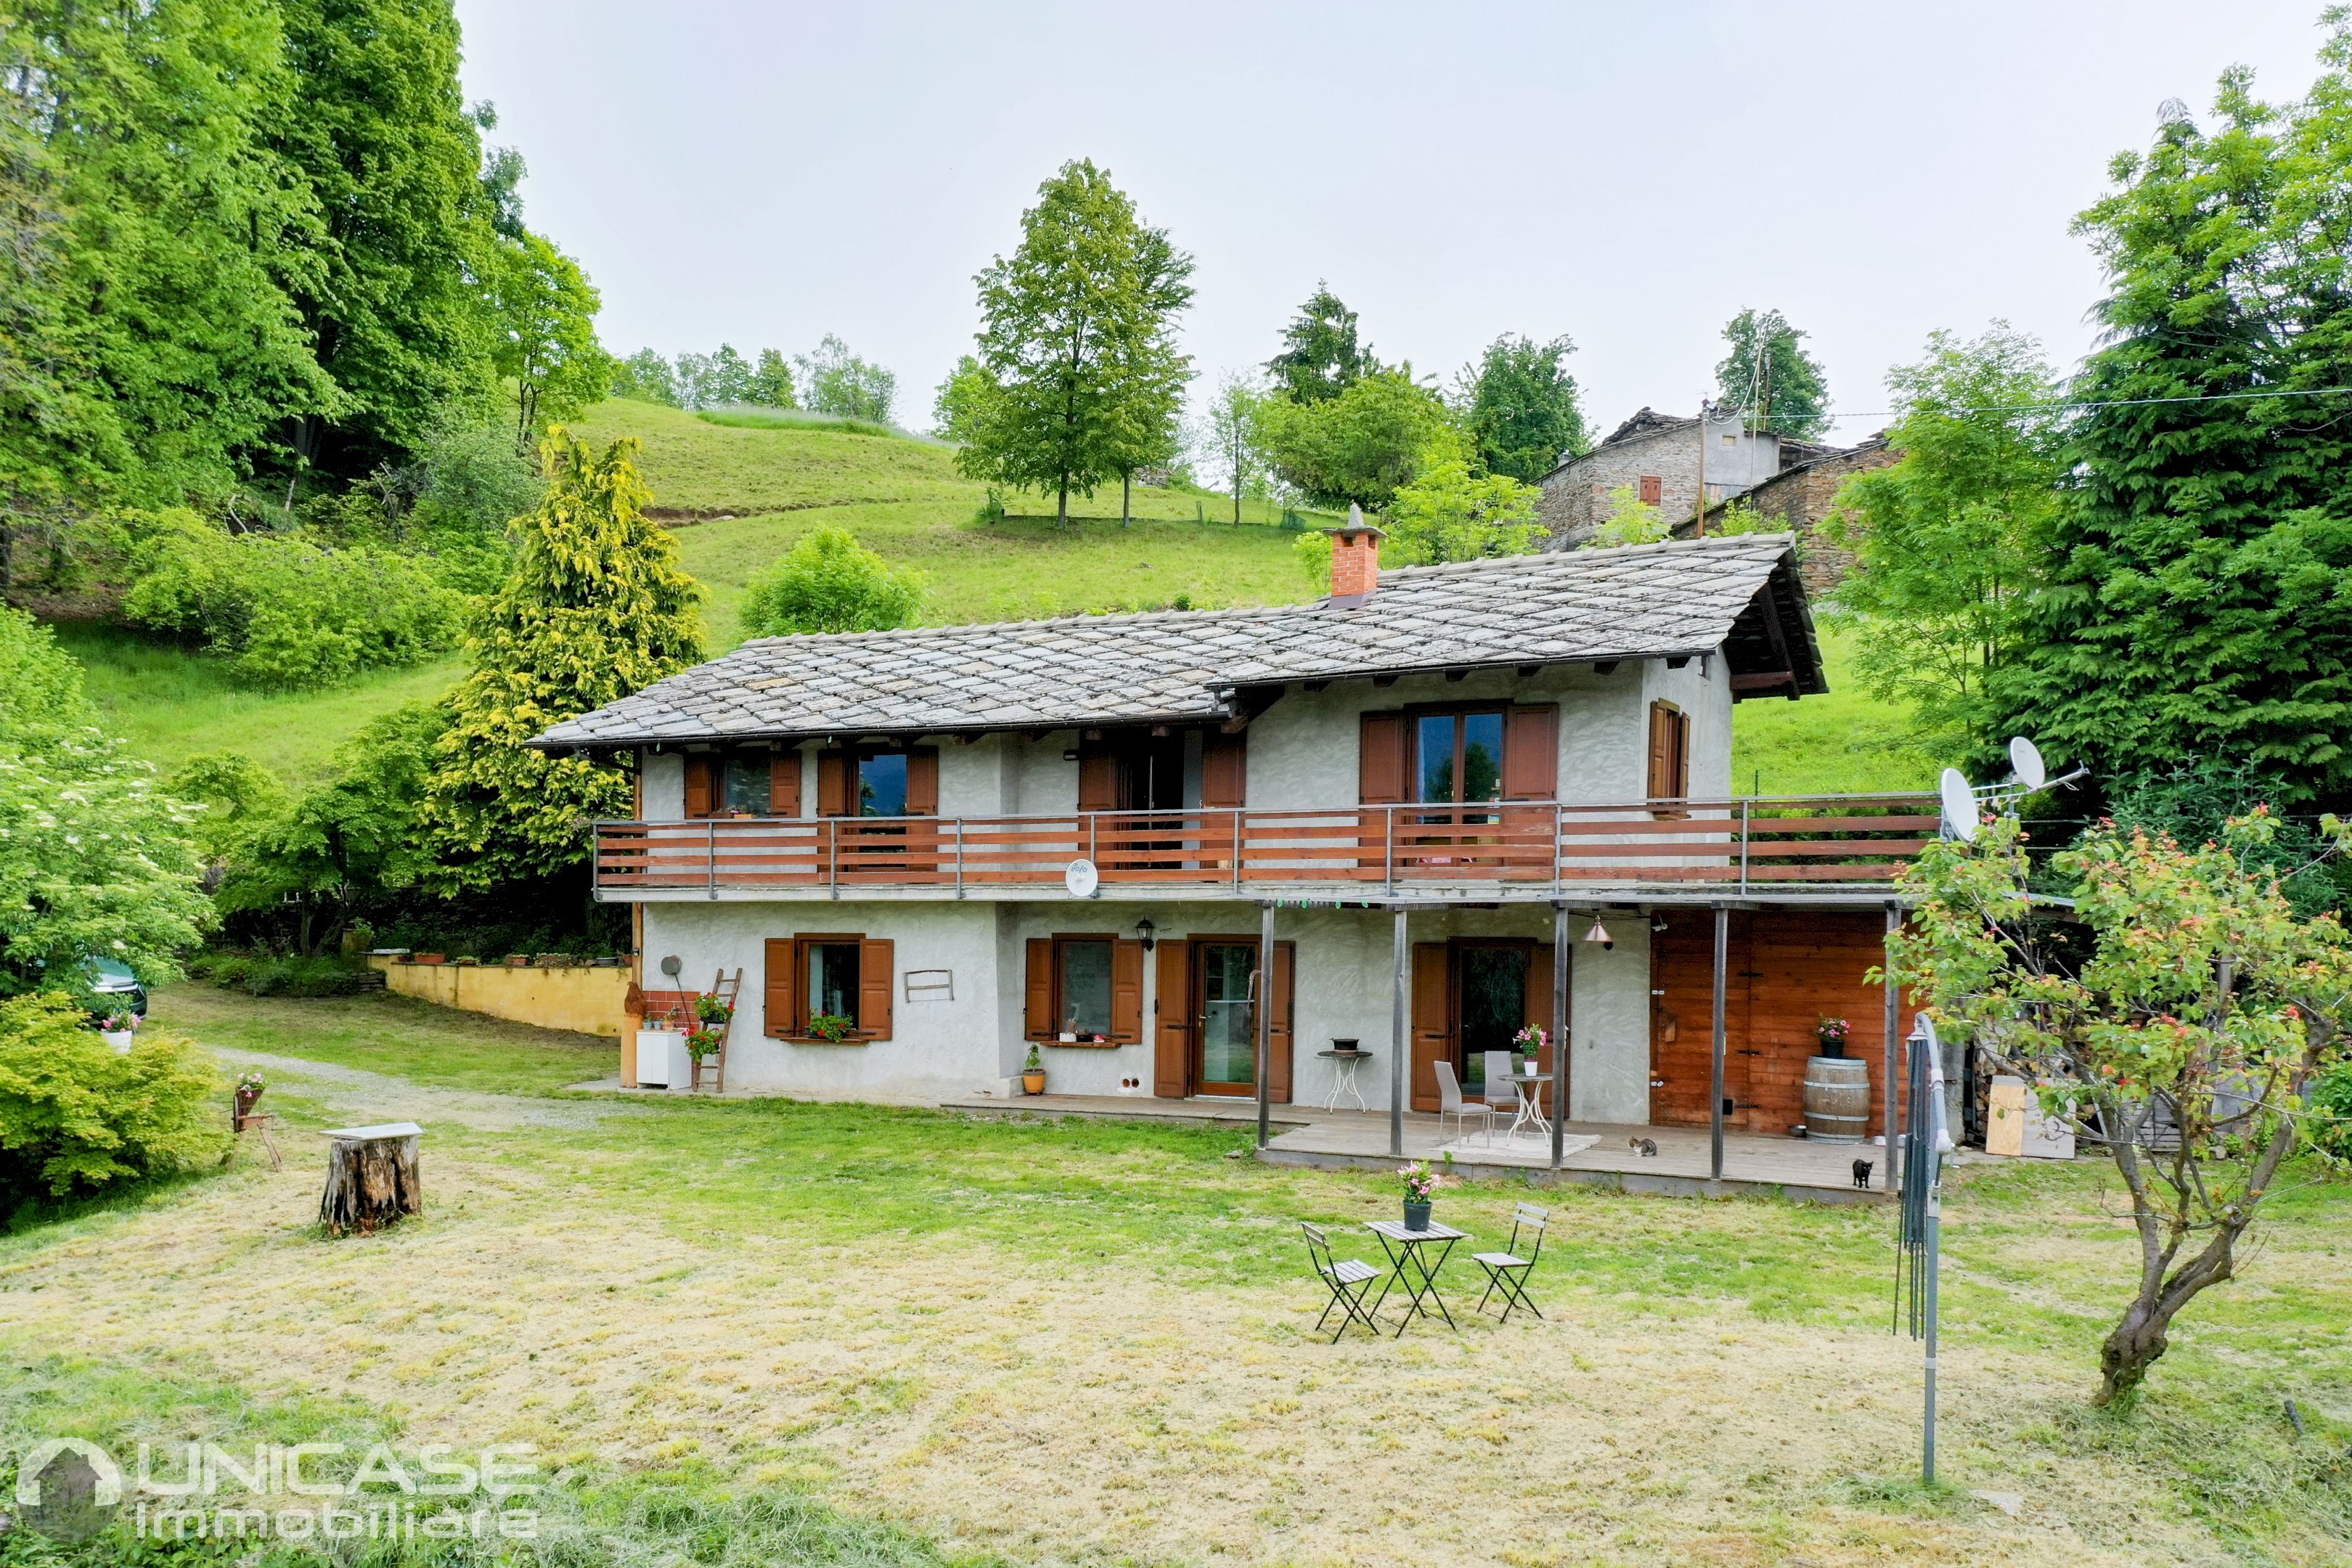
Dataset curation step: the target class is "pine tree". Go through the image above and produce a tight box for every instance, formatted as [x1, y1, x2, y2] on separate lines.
[1996, 47, 2352, 807]
[1267, 284, 1373, 404]
[413, 431, 702, 893]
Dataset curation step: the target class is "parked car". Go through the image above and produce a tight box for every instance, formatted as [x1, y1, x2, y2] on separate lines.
[86, 959, 148, 1023]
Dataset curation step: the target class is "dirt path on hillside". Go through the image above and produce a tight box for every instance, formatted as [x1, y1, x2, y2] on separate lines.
[205, 1046, 639, 1133]
[0, 1072, 2291, 1568]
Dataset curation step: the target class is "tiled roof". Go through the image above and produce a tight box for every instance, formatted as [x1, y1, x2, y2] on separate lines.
[532, 534, 1815, 748]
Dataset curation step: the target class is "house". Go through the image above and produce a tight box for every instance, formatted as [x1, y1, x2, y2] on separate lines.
[1686, 435, 1901, 597]
[1536, 407, 1843, 548]
[532, 526, 1926, 1155]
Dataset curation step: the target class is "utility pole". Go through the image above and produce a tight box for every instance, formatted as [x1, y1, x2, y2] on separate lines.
[1694, 397, 1710, 538]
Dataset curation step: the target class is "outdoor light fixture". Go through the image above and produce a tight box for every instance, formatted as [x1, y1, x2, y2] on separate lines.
[1583, 918, 1614, 952]
[1134, 919, 1156, 952]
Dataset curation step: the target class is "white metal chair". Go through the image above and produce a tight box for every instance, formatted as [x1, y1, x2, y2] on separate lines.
[1482, 1049, 1519, 1124]
[1471, 1202, 1549, 1323]
[1301, 1222, 1383, 1342]
[1434, 1060, 1495, 1146]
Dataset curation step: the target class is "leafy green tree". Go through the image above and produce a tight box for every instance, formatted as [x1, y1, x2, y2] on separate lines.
[412, 431, 702, 893]
[703, 344, 754, 406]
[750, 349, 796, 409]
[1381, 436, 1545, 563]
[1266, 283, 1373, 404]
[1715, 307, 1831, 438]
[0, 609, 210, 997]
[1589, 483, 1668, 547]
[1458, 334, 1587, 483]
[1996, 43, 2352, 809]
[740, 526, 923, 637]
[931, 355, 995, 444]
[1824, 325, 2062, 752]
[274, 0, 504, 476]
[958, 160, 1194, 523]
[1204, 372, 1270, 524]
[673, 352, 716, 409]
[797, 334, 898, 424]
[1887, 808, 2352, 1405]
[0, 993, 224, 1198]
[1257, 369, 1453, 510]
[611, 348, 682, 407]
[486, 231, 611, 450]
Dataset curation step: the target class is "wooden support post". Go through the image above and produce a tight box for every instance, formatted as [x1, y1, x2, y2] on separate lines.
[319, 1122, 425, 1238]
[1389, 905, 1408, 1159]
[1883, 899, 1902, 1191]
[1549, 902, 1572, 1169]
[1710, 904, 1728, 1183]
[1256, 902, 1275, 1150]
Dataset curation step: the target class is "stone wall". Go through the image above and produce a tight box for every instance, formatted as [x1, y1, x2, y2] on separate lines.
[1538, 411, 1784, 547]
[1697, 439, 1900, 597]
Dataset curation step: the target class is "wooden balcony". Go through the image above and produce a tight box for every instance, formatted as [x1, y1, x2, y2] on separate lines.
[591, 796, 1936, 900]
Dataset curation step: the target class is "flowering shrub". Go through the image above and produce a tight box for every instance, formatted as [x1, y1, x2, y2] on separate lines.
[1400, 1161, 1440, 1204]
[807, 1012, 856, 1043]
[1816, 1017, 1850, 1055]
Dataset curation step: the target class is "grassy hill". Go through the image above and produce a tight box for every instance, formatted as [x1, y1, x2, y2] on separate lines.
[51, 398, 1937, 797]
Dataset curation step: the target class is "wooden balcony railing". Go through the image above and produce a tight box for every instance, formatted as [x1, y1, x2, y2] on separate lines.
[592, 796, 1937, 897]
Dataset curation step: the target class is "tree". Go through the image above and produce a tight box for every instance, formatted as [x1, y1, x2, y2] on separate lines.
[740, 526, 923, 637]
[931, 355, 996, 444]
[1715, 308, 1832, 439]
[0, 608, 210, 997]
[957, 160, 1195, 524]
[703, 344, 754, 407]
[611, 349, 681, 407]
[1824, 325, 2062, 754]
[1381, 435, 1545, 564]
[1995, 42, 2352, 810]
[1458, 334, 1587, 483]
[1204, 372, 1270, 525]
[1257, 369, 1453, 511]
[486, 231, 610, 451]
[274, 0, 505, 477]
[0, 994, 224, 1199]
[797, 335, 898, 423]
[1266, 283, 1373, 404]
[750, 349, 796, 409]
[1887, 807, 2352, 1405]
[412, 431, 702, 893]
[1589, 483, 1667, 547]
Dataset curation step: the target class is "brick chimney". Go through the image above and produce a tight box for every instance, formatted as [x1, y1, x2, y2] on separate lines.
[1327, 504, 1385, 604]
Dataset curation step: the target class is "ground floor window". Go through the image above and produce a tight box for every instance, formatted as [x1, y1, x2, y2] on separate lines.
[1024, 935, 1144, 1045]
[764, 934, 894, 1041]
[1058, 938, 1114, 1040]
[807, 941, 860, 1030]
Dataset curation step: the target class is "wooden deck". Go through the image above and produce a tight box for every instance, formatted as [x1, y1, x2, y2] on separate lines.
[936, 1093, 1890, 1204]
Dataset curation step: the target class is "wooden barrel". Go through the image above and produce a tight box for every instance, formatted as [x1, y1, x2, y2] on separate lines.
[1802, 1055, 1871, 1143]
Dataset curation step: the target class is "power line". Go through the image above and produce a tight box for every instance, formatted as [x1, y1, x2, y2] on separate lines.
[1786, 384, 2352, 424]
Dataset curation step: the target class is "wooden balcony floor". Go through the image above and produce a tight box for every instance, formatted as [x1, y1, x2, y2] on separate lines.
[937, 1093, 1890, 1203]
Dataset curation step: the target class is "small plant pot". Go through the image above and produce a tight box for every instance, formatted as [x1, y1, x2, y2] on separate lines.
[1403, 1201, 1432, 1232]
[102, 1030, 136, 1053]
[1021, 1069, 1047, 1095]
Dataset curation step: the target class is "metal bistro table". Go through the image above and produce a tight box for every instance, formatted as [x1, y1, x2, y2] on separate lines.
[1316, 1048, 1373, 1112]
[1508, 1065, 1552, 1140]
[1365, 1219, 1469, 1336]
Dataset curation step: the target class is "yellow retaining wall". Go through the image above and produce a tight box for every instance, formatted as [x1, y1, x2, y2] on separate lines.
[365, 957, 633, 1037]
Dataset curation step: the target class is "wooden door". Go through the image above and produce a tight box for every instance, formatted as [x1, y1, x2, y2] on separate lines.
[1153, 940, 1191, 1097]
[1410, 942, 1452, 1111]
[1649, 910, 1752, 1127]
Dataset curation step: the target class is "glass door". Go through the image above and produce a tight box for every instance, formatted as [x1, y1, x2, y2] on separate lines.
[1457, 944, 1527, 1098]
[1193, 942, 1259, 1095]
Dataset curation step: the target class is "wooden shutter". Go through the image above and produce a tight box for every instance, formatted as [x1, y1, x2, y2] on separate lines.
[769, 751, 803, 816]
[1359, 712, 1410, 804]
[1153, 939, 1191, 1096]
[1111, 938, 1145, 1042]
[1502, 705, 1558, 800]
[1672, 709, 1691, 799]
[817, 750, 850, 816]
[858, 937, 894, 1040]
[1647, 703, 1678, 801]
[1024, 937, 1053, 1039]
[1410, 942, 1452, 1111]
[1527, 943, 1558, 1076]
[684, 755, 717, 818]
[905, 747, 939, 814]
[1077, 741, 1118, 812]
[1267, 940, 1296, 1103]
[1201, 730, 1246, 808]
[1638, 474, 1662, 505]
[763, 937, 796, 1038]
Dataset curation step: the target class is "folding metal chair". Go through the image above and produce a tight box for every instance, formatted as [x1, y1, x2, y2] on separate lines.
[1301, 1222, 1383, 1342]
[1471, 1202, 1548, 1323]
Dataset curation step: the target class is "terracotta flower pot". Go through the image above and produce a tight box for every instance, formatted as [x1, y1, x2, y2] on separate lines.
[1021, 1069, 1047, 1095]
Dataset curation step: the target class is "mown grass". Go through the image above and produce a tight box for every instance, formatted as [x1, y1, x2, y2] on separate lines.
[1733, 624, 1942, 797]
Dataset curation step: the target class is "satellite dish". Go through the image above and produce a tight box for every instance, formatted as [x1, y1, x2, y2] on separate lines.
[2009, 735, 2046, 791]
[1938, 769, 1980, 843]
[1065, 858, 1100, 898]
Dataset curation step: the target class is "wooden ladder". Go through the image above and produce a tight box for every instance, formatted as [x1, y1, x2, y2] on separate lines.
[691, 968, 744, 1095]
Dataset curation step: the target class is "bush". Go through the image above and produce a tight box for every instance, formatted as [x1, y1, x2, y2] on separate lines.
[0, 993, 224, 1198]
[2311, 1065, 2352, 1164]
[120, 512, 465, 687]
[184, 951, 371, 997]
[740, 526, 923, 637]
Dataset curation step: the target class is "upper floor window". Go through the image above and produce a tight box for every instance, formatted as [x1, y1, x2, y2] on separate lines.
[1638, 475, 1663, 505]
[816, 746, 937, 817]
[1360, 706, 1557, 807]
[1416, 711, 1504, 804]
[685, 750, 799, 818]
[859, 752, 907, 817]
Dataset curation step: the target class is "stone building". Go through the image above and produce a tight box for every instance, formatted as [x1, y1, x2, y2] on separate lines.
[1535, 407, 1840, 549]
[1689, 436, 1901, 598]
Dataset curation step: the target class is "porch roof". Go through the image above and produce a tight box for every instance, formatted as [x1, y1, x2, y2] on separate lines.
[532, 534, 1824, 749]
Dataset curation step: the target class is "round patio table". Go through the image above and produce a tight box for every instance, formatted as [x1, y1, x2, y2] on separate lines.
[1317, 1048, 1373, 1112]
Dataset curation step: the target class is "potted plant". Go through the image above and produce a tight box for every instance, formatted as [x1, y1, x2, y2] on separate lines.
[695, 994, 732, 1028]
[1021, 1044, 1046, 1095]
[1400, 1161, 1440, 1231]
[99, 1010, 138, 1053]
[234, 1071, 266, 1122]
[807, 1012, 857, 1044]
[1816, 1016, 1850, 1058]
[1512, 1024, 1546, 1062]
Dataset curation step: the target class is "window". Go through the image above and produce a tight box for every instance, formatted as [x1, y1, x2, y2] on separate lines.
[858, 752, 907, 817]
[1648, 701, 1691, 805]
[1360, 706, 1556, 807]
[807, 941, 860, 1026]
[1415, 711, 1505, 805]
[763, 935, 895, 1040]
[1024, 935, 1145, 1044]
[1720, 433, 1736, 446]
[685, 750, 800, 817]
[723, 756, 771, 815]
[817, 747, 937, 817]
[1058, 938, 1114, 1040]
[1638, 474, 1663, 505]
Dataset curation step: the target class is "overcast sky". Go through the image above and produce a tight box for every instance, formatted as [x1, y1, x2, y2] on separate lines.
[455, 1, 2333, 441]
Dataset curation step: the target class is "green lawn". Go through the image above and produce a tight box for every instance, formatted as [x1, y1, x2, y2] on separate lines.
[2, 987, 2344, 1565]
[1734, 624, 1942, 797]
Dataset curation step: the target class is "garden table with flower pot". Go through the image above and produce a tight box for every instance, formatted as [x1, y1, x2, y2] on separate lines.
[1363, 1220, 1470, 1336]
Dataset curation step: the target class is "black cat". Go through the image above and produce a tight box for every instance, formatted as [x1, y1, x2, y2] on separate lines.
[1852, 1158, 1874, 1188]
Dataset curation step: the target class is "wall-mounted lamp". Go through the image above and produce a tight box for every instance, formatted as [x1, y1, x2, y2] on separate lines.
[1651, 918, 1670, 934]
[1135, 919, 1156, 952]
[1583, 918, 1614, 952]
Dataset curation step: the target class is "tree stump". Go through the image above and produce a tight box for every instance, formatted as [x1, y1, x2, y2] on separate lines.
[318, 1122, 425, 1236]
